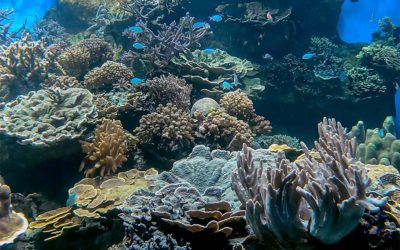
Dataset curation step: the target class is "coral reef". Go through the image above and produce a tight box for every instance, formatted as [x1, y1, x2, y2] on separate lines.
[252, 134, 301, 149]
[232, 118, 385, 248]
[117, 182, 248, 249]
[357, 43, 400, 73]
[80, 119, 128, 177]
[57, 38, 113, 80]
[146, 75, 192, 111]
[190, 97, 220, 116]
[346, 66, 386, 99]
[0, 88, 97, 146]
[156, 144, 277, 210]
[133, 104, 196, 159]
[197, 109, 253, 150]
[83, 61, 133, 91]
[0, 8, 26, 45]
[0, 184, 28, 246]
[42, 75, 82, 90]
[0, 35, 49, 101]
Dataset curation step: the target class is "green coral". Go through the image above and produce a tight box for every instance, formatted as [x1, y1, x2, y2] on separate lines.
[351, 117, 400, 170]
[357, 43, 400, 72]
[346, 66, 386, 98]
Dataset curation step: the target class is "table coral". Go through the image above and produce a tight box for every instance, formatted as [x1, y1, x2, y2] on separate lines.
[84, 61, 133, 91]
[146, 75, 192, 111]
[0, 184, 28, 246]
[0, 88, 97, 146]
[133, 103, 196, 157]
[80, 119, 128, 177]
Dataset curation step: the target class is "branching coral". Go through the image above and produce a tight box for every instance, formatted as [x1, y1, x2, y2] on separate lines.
[146, 74, 192, 110]
[346, 66, 386, 99]
[133, 104, 195, 157]
[80, 119, 128, 177]
[84, 61, 133, 91]
[0, 184, 28, 246]
[122, 13, 210, 75]
[0, 8, 26, 46]
[197, 109, 253, 150]
[0, 88, 97, 146]
[232, 118, 386, 248]
[357, 43, 400, 72]
[57, 38, 113, 79]
[42, 75, 82, 90]
[0, 35, 49, 101]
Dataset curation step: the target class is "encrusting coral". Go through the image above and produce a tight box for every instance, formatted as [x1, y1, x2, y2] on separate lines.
[146, 74, 192, 111]
[232, 118, 386, 248]
[29, 168, 158, 241]
[83, 61, 133, 91]
[0, 88, 97, 146]
[0, 184, 28, 246]
[133, 103, 196, 157]
[80, 119, 128, 177]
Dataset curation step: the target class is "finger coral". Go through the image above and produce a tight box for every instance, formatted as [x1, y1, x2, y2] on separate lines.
[0, 88, 97, 146]
[146, 74, 192, 111]
[80, 119, 128, 177]
[232, 118, 386, 248]
[197, 109, 253, 150]
[220, 91, 254, 120]
[0, 184, 28, 247]
[84, 61, 133, 91]
[133, 104, 196, 158]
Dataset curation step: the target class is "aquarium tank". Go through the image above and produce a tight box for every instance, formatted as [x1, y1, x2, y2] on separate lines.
[0, 0, 400, 249]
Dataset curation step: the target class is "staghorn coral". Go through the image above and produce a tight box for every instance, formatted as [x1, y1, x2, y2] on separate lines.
[83, 61, 133, 91]
[0, 184, 28, 246]
[0, 88, 97, 146]
[29, 168, 157, 241]
[80, 119, 128, 177]
[0, 35, 49, 101]
[42, 75, 82, 90]
[197, 109, 253, 150]
[347, 66, 386, 99]
[171, 49, 254, 94]
[57, 38, 113, 79]
[146, 74, 192, 111]
[133, 104, 196, 158]
[122, 13, 210, 76]
[0, 8, 26, 45]
[232, 118, 386, 248]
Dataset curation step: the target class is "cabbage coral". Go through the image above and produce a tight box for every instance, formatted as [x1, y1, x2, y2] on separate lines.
[80, 119, 128, 177]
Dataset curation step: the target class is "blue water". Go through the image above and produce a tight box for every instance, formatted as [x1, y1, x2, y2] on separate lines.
[338, 0, 400, 43]
[0, 0, 55, 31]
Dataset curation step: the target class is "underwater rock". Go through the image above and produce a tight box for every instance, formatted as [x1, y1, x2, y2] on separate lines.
[156, 145, 277, 210]
[0, 88, 97, 146]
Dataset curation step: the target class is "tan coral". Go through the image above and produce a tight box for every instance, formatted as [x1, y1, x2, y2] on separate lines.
[220, 91, 254, 120]
[42, 75, 82, 89]
[84, 61, 133, 91]
[80, 119, 128, 177]
[57, 45, 91, 79]
[93, 95, 118, 119]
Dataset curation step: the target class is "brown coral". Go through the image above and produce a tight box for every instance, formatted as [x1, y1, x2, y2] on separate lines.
[133, 104, 196, 156]
[42, 75, 82, 89]
[220, 91, 254, 120]
[197, 109, 253, 150]
[146, 74, 192, 111]
[80, 119, 128, 177]
[93, 95, 118, 119]
[84, 61, 133, 91]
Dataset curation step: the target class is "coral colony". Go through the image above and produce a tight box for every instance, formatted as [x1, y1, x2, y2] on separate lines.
[0, 0, 400, 249]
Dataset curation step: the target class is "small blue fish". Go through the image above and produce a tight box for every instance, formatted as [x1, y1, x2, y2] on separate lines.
[221, 81, 234, 91]
[209, 14, 223, 22]
[129, 26, 143, 33]
[232, 73, 241, 87]
[193, 22, 209, 29]
[339, 70, 347, 82]
[302, 53, 315, 60]
[132, 42, 146, 50]
[379, 128, 385, 138]
[131, 77, 144, 84]
[66, 192, 78, 207]
[203, 48, 216, 55]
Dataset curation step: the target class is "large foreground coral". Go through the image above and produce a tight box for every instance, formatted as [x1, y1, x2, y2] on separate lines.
[80, 119, 128, 177]
[0, 88, 97, 146]
[232, 118, 386, 248]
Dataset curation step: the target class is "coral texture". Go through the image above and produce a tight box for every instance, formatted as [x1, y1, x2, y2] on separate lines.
[0, 88, 97, 146]
[80, 119, 128, 177]
[84, 61, 133, 91]
[347, 66, 386, 99]
[146, 74, 192, 111]
[220, 91, 254, 120]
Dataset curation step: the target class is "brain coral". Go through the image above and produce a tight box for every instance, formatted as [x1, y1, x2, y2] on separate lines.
[84, 61, 133, 91]
[0, 88, 97, 146]
[80, 119, 129, 177]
